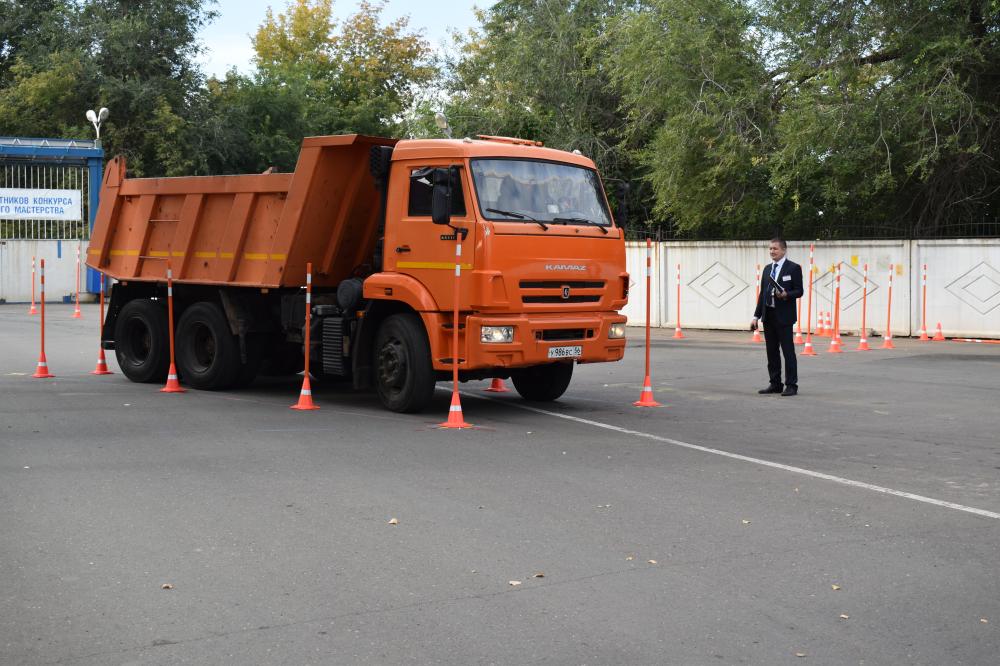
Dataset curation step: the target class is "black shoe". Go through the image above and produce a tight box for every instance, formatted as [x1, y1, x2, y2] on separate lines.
[781, 386, 798, 396]
[758, 385, 783, 394]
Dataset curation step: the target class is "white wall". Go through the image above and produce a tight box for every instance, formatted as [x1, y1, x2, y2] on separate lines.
[626, 240, 1000, 339]
[0, 240, 90, 303]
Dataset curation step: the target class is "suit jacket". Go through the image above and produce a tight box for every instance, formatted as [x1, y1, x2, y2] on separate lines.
[753, 259, 804, 326]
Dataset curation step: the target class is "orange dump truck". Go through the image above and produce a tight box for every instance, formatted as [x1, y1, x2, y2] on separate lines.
[87, 134, 628, 412]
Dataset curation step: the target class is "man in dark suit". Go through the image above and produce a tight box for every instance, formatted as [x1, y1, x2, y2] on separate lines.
[750, 238, 804, 396]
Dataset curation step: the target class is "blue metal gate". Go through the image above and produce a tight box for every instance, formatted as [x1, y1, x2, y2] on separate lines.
[0, 137, 104, 293]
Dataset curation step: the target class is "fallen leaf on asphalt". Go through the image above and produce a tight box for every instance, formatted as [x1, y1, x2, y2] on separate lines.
[741, 520, 751, 525]
[508, 580, 522, 586]
[388, 518, 398, 525]
[795, 652, 806, 658]
[831, 584, 841, 591]
[626, 555, 635, 561]
[982, 618, 989, 624]
[161, 583, 174, 590]
[533, 573, 545, 578]
[647, 559, 657, 565]
[840, 614, 849, 620]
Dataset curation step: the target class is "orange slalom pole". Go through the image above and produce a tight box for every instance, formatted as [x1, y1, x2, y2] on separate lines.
[634, 238, 661, 407]
[440, 235, 472, 426]
[751, 263, 763, 343]
[828, 262, 843, 353]
[918, 263, 929, 340]
[160, 260, 185, 393]
[857, 263, 871, 351]
[91, 273, 113, 374]
[29, 256, 38, 315]
[802, 245, 816, 356]
[291, 262, 319, 409]
[673, 263, 684, 339]
[72, 243, 82, 318]
[33, 259, 54, 378]
[881, 265, 895, 349]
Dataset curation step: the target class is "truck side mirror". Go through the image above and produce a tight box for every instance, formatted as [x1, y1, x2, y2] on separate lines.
[431, 167, 453, 227]
[616, 182, 630, 228]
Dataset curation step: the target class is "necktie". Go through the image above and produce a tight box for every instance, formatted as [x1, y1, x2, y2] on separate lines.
[769, 263, 778, 306]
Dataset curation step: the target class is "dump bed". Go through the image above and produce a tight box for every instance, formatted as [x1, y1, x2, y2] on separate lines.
[86, 134, 396, 288]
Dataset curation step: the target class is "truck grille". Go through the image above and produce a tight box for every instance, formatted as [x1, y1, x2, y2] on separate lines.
[519, 280, 605, 306]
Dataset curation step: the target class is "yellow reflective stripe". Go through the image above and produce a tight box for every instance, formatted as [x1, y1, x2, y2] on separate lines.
[220, 252, 235, 259]
[242, 253, 287, 261]
[87, 248, 100, 254]
[109, 249, 140, 256]
[397, 261, 473, 270]
[194, 251, 217, 258]
[148, 250, 186, 257]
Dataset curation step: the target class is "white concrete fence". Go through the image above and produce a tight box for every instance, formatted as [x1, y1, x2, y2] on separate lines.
[1, 239, 90, 304]
[623, 240, 1000, 339]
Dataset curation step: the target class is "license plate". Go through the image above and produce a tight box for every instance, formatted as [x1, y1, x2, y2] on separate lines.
[547, 345, 582, 359]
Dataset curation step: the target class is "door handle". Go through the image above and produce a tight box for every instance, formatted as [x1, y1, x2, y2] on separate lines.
[395, 245, 411, 253]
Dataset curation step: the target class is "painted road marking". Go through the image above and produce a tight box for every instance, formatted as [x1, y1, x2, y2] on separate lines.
[465, 391, 1000, 521]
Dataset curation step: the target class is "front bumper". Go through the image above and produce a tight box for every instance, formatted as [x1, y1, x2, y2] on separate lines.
[427, 312, 627, 371]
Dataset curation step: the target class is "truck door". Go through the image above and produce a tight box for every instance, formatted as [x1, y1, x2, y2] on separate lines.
[384, 164, 475, 311]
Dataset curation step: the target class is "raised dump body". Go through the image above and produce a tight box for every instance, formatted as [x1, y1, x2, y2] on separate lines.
[87, 133, 628, 413]
[88, 134, 395, 288]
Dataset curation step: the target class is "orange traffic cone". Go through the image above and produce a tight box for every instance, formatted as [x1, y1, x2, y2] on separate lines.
[673, 325, 685, 339]
[794, 328, 804, 345]
[72, 301, 82, 319]
[918, 324, 929, 341]
[633, 375, 661, 407]
[290, 375, 319, 410]
[816, 312, 826, 337]
[438, 390, 472, 428]
[751, 325, 762, 343]
[932, 323, 946, 341]
[33, 352, 54, 378]
[880, 331, 895, 349]
[856, 332, 871, 351]
[484, 377, 509, 392]
[91, 348, 113, 375]
[802, 338, 817, 356]
[825, 311, 834, 337]
[28, 302, 37, 315]
[160, 362, 185, 393]
[827, 334, 843, 354]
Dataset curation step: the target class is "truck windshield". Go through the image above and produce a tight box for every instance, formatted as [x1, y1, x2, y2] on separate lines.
[470, 159, 612, 227]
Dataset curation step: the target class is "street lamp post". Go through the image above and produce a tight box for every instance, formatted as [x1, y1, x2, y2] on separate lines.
[85, 107, 109, 146]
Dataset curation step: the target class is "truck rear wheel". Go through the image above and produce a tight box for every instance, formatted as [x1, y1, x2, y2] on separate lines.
[511, 362, 574, 402]
[114, 298, 170, 383]
[374, 313, 435, 413]
[176, 302, 242, 390]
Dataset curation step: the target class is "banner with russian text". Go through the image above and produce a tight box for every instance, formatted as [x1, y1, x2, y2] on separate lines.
[0, 188, 82, 221]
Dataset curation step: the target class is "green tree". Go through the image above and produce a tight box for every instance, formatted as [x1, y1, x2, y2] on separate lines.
[440, 0, 644, 220]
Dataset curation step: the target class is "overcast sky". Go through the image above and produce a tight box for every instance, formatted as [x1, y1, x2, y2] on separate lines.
[197, 0, 484, 79]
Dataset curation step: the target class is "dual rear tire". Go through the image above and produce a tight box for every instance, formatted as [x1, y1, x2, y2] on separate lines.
[114, 299, 254, 390]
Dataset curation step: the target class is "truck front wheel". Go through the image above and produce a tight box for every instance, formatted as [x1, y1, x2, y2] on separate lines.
[176, 302, 242, 390]
[114, 298, 170, 383]
[511, 362, 574, 402]
[374, 313, 435, 413]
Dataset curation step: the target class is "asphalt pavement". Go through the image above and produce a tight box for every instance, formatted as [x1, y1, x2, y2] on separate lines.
[2, 304, 998, 665]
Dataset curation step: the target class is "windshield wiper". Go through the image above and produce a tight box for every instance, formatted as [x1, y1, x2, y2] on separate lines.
[551, 217, 609, 234]
[486, 208, 548, 231]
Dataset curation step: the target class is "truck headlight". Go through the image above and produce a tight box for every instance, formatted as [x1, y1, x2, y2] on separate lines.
[481, 326, 514, 343]
[608, 323, 626, 339]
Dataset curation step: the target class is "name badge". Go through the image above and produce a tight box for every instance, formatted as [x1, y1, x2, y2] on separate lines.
[782, 275, 791, 281]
